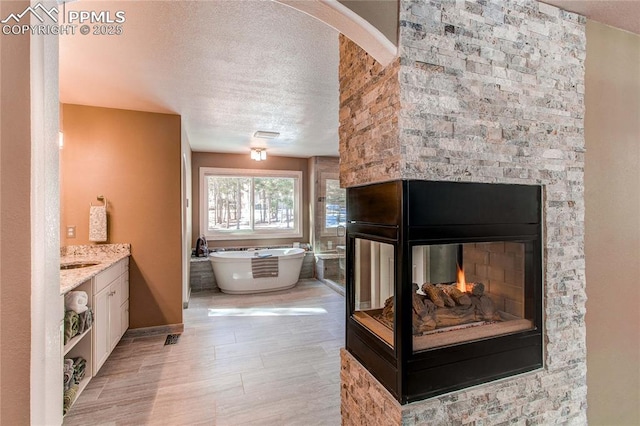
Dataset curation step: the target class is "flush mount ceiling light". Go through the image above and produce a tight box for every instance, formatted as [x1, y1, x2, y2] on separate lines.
[250, 148, 267, 161]
[253, 130, 280, 139]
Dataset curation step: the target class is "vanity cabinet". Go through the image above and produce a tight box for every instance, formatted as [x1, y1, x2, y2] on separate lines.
[93, 257, 129, 375]
[61, 248, 130, 418]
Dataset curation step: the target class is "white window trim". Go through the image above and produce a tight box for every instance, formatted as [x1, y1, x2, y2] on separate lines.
[200, 167, 303, 241]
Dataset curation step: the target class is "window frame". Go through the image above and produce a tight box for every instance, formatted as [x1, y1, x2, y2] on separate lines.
[199, 167, 303, 241]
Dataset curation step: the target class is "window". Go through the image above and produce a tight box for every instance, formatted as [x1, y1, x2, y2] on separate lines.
[200, 168, 302, 240]
[322, 177, 346, 235]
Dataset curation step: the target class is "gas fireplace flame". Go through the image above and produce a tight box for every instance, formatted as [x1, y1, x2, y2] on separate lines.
[456, 264, 467, 292]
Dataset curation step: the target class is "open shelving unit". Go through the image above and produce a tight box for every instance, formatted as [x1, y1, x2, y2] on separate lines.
[62, 278, 93, 416]
[63, 327, 91, 354]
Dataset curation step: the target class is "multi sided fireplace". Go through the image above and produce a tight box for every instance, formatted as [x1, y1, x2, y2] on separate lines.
[345, 180, 543, 403]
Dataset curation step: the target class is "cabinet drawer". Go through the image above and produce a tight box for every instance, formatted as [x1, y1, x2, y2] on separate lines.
[94, 263, 120, 293]
[94, 258, 128, 293]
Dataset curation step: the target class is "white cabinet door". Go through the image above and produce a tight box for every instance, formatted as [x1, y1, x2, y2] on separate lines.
[92, 257, 130, 375]
[108, 280, 122, 351]
[93, 285, 110, 375]
[120, 299, 129, 338]
[119, 264, 129, 338]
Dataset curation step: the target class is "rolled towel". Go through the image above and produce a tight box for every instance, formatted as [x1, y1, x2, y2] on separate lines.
[77, 308, 93, 334]
[63, 372, 73, 392]
[85, 308, 93, 329]
[72, 357, 87, 384]
[63, 359, 74, 392]
[65, 291, 88, 314]
[63, 311, 80, 345]
[77, 311, 86, 334]
[63, 383, 79, 416]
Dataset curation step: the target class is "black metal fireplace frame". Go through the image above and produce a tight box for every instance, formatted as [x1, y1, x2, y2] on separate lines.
[345, 180, 543, 403]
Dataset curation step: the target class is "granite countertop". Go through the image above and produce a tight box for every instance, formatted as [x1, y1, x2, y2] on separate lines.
[60, 244, 131, 295]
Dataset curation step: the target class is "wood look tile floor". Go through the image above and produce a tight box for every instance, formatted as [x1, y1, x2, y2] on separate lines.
[63, 279, 345, 426]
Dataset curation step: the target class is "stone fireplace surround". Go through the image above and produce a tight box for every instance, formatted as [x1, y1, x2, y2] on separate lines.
[339, 0, 586, 424]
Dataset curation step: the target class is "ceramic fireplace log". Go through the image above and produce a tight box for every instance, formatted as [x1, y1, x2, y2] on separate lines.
[434, 304, 476, 327]
[413, 293, 437, 333]
[376, 289, 500, 335]
[466, 282, 485, 297]
[470, 294, 497, 321]
[441, 286, 471, 306]
[421, 283, 446, 307]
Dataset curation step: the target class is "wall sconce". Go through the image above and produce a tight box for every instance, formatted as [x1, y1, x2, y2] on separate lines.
[59, 131, 64, 149]
[250, 148, 267, 161]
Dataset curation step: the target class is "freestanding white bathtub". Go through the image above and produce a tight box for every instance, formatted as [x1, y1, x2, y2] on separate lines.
[209, 248, 305, 294]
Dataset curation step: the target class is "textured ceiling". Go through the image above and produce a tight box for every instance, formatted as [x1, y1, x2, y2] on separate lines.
[60, 0, 340, 157]
[60, 1, 640, 158]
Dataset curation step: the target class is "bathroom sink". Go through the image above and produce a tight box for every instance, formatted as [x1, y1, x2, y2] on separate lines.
[60, 262, 99, 270]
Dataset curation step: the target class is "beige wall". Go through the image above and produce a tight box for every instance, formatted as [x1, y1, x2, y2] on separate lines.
[61, 104, 183, 329]
[191, 152, 310, 249]
[585, 21, 640, 425]
[0, 2, 32, 422]
[338, 0, 398, 45]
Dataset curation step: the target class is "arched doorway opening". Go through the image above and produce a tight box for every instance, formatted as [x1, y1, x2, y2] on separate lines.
[28, 0, 399, 423]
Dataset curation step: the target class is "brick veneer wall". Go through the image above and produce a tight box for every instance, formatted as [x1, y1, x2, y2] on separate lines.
[339, 0, 587, 424]
[341, 349, 402, 425]
[339, 35, 402, 187]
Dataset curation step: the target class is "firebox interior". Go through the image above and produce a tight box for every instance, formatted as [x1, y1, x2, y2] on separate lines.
[345, 180, 543, 403]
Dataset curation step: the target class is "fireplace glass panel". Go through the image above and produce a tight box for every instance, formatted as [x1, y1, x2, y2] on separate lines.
[352, 238, 395, 348]
[410, 242, 533, 352]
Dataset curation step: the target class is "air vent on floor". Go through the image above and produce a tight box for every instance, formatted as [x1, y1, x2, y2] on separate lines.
[164, 334, 181, 345]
